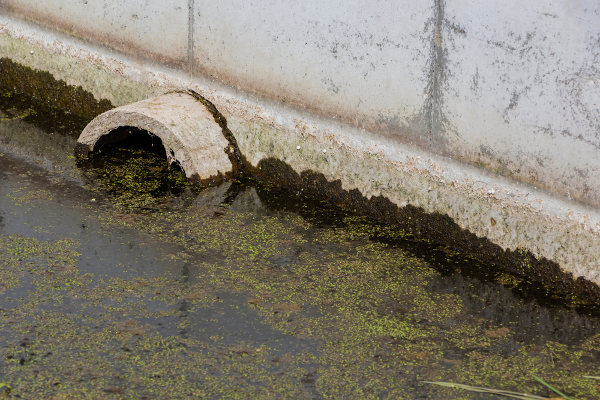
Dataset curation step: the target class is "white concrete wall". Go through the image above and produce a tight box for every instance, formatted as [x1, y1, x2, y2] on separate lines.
[192, 1, 430, 134]
[0, 0, 189, 64]
[1, 0, 600, 208]
[444, 1, 600, 205]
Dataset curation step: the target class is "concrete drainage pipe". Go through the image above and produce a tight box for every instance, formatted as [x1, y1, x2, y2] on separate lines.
[77, 92, 234, 181]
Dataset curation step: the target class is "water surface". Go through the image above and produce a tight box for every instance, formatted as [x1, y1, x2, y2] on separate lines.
[0, 93, 599, 399]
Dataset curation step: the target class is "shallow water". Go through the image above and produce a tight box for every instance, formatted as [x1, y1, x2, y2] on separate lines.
[0, 93, 599, 399]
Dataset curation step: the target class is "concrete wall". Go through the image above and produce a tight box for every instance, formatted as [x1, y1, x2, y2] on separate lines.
[1, 1, 599, 207]
[3, 0, 599, 208]
[2, 1, 600, 286]
[0, 0, 189, 66]
[444, 2, 600, 206]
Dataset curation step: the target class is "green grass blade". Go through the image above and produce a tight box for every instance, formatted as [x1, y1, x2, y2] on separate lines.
[422, 381, 547, 399]
[583, 375, 600, 380]
[533, 376, 573, 400]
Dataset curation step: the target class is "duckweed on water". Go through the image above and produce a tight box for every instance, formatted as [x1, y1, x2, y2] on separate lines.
[90, 181, 600, 399]
[0, 140, 599, 398]
[84, 146, 201, 210]
[4, 59, 599, 397]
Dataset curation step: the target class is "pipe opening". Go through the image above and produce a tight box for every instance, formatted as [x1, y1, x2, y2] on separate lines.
[92, 125, 186, 171]
[93, 126, 164, 155]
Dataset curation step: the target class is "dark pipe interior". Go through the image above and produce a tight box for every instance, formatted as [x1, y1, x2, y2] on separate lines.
[94, 126, 166, 156]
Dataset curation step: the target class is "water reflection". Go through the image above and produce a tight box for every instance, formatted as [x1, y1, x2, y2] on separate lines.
[205, 185, 600, 347]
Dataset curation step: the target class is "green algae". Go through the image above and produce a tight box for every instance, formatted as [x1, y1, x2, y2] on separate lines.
[5, 188, 54, 205]
[0, 57, 112, 129]
[0, 107, 35, 122]
[86, 178, 600, 399]
[2, 52, 598, 399]
[0, 234, 81, 295]
[83, 145, 202, 211]
[1, 125, 599, 398]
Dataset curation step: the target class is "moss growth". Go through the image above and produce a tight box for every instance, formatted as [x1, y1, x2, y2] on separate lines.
[251, 158, 600, 307]
[83, 145, 202, 211]
[0, 169, 599, 398]
[87, 180, 600, 399]
[0, 57, 112, 131]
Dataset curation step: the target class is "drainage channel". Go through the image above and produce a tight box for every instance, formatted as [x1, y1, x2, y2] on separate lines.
[0, 90, 600, 399]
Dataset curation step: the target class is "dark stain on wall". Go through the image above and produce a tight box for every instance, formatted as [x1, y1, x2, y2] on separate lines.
[2, 55, 599, 313]
[421, 0, 448, 144]
[0, 57, 113, 134]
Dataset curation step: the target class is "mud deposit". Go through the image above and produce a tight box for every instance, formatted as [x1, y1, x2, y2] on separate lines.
[0, 92, 599, 399]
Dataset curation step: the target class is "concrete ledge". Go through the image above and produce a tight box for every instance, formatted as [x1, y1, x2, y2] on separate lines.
[227, 105, 600, 288]
[1, 15, 600, 288]
[78, 92, 233, 180]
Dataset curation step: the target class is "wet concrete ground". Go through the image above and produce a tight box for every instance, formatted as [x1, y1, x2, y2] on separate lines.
[0, 93, 599, 398]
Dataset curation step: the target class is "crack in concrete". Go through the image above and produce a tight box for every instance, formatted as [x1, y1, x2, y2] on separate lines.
[422, 0, 447, 143]
[187, 0, 195, 77]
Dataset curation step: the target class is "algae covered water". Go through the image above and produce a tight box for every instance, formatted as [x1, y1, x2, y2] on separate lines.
[0, 91, 599, 399]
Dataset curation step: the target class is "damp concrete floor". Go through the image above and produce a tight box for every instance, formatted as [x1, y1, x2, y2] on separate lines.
[0, 92, 599, 399]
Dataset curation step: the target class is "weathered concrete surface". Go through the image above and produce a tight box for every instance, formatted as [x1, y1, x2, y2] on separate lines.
[444, 1, 600, 207]
[192, 0, 430, 138]
[78, 92, 233, 180]
[3, 1, 598, 210]
[0, 16, 165, 106]
[1, 11, 600, 287]
[0, 0, 188, 66]
[223, 98, 600, 286]
[190, 0, 600, 208]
